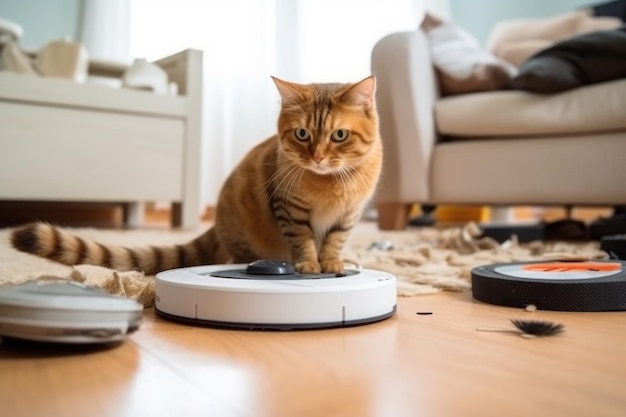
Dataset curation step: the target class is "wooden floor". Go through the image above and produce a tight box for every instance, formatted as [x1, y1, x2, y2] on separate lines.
[1, 290, 624, 417]
[1, 205, 623, 416]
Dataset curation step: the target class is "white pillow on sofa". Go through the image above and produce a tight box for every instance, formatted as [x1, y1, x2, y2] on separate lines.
[420, 12, 517, 96]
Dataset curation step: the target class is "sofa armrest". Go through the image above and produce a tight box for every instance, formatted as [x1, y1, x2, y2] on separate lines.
[371, 30, 440, 205]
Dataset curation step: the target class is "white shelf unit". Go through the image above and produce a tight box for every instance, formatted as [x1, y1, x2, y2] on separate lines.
[0, 49, 204, 229]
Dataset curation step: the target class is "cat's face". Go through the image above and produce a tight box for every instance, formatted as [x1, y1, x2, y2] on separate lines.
[273, 77, 378, 175]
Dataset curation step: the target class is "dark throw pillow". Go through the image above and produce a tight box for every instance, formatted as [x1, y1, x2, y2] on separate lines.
[588, 0, 626, 21]
[510, 26, 626, 93]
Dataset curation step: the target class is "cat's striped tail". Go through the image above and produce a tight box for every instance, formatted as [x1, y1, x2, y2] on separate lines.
[10, 222, 225, 276]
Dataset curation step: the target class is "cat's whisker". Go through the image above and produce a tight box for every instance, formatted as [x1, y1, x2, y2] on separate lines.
[256, 165, 284, 196]
[348, 167, 371, 191]
[283, 165, 304, 203]
[336, 169, 351, 192]
[291, 167, 306, 202]
[256, 160, 299, 202]
[265, 162, 303, 203]
[266, 164, 296, 191]
[336, 166, 360, 193]
[338, 168, 352, 191]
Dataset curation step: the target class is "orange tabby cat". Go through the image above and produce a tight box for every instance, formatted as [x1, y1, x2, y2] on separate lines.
[10, 76, 382, 275]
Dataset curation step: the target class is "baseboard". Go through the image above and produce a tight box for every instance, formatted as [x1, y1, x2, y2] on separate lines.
[0, 201, 124, 229]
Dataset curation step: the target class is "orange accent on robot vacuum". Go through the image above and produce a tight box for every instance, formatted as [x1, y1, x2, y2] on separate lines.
[522, 262, 622, 272]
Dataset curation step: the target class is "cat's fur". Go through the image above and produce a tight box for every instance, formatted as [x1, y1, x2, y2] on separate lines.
[10, 76, 382, 275]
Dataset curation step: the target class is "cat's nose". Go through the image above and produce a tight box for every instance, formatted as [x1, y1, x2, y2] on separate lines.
[313, 155, 323, 164]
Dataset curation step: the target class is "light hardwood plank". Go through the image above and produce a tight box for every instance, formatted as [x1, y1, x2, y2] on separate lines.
[1, 291, 624, 417]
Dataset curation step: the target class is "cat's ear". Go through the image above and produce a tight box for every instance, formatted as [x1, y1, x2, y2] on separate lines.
[271, 76, 306, 105]
[339, 76, 376, 108]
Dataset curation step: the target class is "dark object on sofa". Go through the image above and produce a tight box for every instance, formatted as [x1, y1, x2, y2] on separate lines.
[590, 207, 626, 240]
[510, 27, 626, 93]
[600, 234, 626, 259]
[587, 0, 626, 21]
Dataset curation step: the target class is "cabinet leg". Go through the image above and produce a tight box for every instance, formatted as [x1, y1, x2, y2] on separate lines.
[171, 203, 182, 228]
[124, 203, 145, 228]
[376, 202, 412, 230]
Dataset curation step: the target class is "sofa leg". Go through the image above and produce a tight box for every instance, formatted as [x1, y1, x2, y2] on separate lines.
[377, 202, 412, 230]
[408, 204, 437, 226]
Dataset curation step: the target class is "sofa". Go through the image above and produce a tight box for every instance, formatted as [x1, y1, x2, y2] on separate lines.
[371, 11, 626, 231]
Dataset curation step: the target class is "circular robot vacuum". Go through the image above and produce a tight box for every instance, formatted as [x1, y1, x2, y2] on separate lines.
[155, 260, 397, 330]
[472, 260, 626, 312]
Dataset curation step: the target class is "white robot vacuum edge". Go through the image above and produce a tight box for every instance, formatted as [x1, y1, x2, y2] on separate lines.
[155, 260, 397, 330]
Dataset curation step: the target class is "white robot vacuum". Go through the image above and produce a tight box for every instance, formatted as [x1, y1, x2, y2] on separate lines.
[0, 279, 143, 344]
[155, 259, 397, 330]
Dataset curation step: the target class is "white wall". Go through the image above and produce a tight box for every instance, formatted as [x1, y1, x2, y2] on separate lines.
[0, 0, 83, 49]
[448, 0, 602, 45]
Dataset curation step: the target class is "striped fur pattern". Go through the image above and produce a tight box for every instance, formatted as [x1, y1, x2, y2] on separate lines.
[10, 76, 382, 275]
[11, 222, 224, 276]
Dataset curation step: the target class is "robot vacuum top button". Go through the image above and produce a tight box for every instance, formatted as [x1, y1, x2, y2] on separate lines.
[245, 259, 296, 275]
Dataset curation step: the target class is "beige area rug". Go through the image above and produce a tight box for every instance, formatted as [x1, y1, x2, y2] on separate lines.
[0, 222, 607, 306]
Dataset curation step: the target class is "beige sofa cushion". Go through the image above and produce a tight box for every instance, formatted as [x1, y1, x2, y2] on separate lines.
[435, 78, 626, 137]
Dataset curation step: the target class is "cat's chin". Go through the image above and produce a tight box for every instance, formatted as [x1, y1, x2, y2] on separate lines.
[308, 165, 335, 175]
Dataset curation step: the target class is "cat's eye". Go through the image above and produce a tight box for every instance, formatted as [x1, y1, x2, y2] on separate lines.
[331, 129, 349, 142]
[294, 128, 311, 141]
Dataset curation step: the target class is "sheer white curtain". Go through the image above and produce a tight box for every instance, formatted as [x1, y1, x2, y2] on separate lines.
[123, 0, 449, 207]
[80, 0, 131, 62]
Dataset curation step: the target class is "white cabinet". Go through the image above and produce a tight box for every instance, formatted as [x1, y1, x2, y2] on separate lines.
[0, 49, 203, 229]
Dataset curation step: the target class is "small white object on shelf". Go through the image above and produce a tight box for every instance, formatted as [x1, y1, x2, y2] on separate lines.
[0, 18, 36, 75]
[0, 17, 24, 41]
[0, 40, 37, 75]
[122, 58, 169, 94]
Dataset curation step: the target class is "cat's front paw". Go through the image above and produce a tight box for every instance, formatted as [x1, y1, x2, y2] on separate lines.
[320, 259, 344, 274]
[294, 260, 321, 274]
[293, 261, 322, 274]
